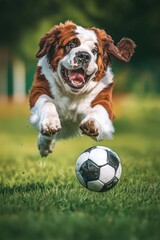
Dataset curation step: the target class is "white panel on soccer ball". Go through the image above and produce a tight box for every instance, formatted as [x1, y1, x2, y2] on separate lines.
[89, 148, 107, 166]
[97, 146, 118, 156]
[76, 152, 90, 171]
[76, 171, 86, 187]
[115, 164, 122, 179]
[87, 180, 104, 192]
[99, 165, 115, 183]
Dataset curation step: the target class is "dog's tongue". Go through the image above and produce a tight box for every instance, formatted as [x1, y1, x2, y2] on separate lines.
[69, 70, 85, 86]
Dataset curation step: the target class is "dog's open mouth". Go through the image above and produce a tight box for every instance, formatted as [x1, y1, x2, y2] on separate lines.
[61, 65, 91, 90]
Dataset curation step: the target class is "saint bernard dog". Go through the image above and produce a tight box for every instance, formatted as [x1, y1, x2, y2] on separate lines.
[29, 21, 136, 157]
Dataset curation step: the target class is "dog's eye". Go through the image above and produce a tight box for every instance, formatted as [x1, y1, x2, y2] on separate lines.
[66, 39, 77, 52]
[91, 48, 98, 55]
[68, 41, 76, 49]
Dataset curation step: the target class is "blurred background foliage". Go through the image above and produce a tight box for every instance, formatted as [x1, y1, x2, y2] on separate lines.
[0, 0, 160, 96]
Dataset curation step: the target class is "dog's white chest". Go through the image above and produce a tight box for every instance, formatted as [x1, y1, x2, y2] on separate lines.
[53, 94, 91, 123]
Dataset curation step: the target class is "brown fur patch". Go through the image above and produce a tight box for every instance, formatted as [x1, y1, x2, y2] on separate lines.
[29, 66, 53, 108]
[90, 27, 114, 81]
[91, 82, 114, 120]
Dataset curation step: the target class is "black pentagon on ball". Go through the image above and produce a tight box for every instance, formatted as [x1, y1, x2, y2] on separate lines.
[100, 176, 119, 192]
[82, 146, 97, 154]
[107, 150, 120, 170]
[79, 159, 100, 182]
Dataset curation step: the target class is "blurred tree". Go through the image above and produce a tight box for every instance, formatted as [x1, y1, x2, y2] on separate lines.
[0, 0, 60, 46]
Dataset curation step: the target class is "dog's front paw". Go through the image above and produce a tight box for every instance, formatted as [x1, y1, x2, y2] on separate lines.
[80, 116, 114, 141]
[40, 117, 61, 136]
[79, 118, 99, 138]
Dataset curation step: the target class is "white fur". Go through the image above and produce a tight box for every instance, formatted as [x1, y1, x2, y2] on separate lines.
[76, 26, 98, 44]
[30, 27, 115, 156]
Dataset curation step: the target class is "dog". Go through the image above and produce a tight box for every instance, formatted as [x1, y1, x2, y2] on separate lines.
[29, 21, 136, 157]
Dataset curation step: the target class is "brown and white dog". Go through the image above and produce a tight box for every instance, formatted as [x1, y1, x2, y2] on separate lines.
[29, 21, 136, 157]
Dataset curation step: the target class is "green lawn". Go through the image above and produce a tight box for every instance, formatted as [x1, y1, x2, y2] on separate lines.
[0, 96, 160, 240]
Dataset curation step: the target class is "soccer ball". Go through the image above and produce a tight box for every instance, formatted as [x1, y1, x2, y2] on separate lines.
[75, 146, 122, 192]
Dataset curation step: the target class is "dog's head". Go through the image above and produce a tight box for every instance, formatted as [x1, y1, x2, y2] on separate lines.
[36, 21, 136, 93]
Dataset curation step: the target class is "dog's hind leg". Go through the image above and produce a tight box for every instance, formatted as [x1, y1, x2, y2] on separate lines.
[38, 133, 56, 157]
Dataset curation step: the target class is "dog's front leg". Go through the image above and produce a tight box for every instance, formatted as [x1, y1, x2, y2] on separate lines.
[30, 95, 61, 157]
[79, 105, 114, 141]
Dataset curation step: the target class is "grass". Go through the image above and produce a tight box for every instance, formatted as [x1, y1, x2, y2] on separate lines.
[0, 95, 160, 240]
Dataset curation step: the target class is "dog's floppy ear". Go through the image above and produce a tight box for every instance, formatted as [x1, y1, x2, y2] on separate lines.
[107, 37, 136, 62]
[36, 31, 56, 58]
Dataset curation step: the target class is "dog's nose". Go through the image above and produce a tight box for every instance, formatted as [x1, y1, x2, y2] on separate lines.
[76, 51, 91, 64]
